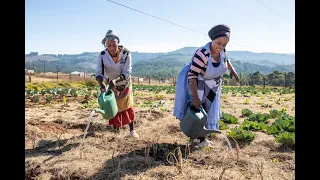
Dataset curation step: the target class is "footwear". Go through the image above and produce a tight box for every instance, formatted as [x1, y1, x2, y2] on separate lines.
[198, 139, 214, 149]
[113, 127, 120, 133]
[190, 139, 200, 146]
[129, 130, 139, 138]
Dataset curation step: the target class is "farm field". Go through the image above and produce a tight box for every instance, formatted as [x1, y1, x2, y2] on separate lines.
[25, 81, 295, 180]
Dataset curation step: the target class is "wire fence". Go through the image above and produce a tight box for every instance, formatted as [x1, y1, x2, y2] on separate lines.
[25, 72, 294, 88]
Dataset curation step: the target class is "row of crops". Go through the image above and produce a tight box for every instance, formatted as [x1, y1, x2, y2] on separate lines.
[133, 85, 294, 95]
[222, 86, 294, 95]
[25, 86, 100, 103]
[219, 108, 295, 148]
[25, 84, 295, 104]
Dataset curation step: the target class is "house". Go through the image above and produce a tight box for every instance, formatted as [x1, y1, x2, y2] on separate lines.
[85, 73, 95, 77]
[131, 76, 144, 82]
[25, 69, 35, 75]
[70, 71, 85, 77]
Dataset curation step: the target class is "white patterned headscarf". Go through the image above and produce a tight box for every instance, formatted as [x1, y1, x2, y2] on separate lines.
[101, 30, 120, 46]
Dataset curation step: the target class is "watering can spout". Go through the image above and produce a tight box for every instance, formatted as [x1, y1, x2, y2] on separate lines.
[198, 128, 222, 137]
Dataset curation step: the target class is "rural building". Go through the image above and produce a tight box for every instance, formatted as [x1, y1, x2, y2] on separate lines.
[132, 76, 144, 82]
[70, 71, 94, 77]
[70, 71, 84, 77]
[25, 69, 35, 75]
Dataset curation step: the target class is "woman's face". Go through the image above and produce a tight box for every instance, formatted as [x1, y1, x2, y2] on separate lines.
[211, 37, 229, 54]
[106, 40, 119, 57]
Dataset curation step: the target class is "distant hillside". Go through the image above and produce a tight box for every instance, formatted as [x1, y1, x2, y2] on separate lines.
[227, 51, 295, 65]
[166, 47, 295, 65]
[131, 52, 164, 63]
[25, 47, 295, 78]
[132, 54, 191, 79]
[131, 55, 294, 80]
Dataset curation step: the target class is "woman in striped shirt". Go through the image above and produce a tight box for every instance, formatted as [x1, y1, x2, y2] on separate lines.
[174, 24, 239, 148]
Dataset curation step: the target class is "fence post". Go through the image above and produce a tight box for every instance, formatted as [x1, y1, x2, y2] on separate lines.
[263, 77, 266, 88]
[149, 77, 150, 85]
[138, 77, 140, 85]
[29, 76, 31, 82]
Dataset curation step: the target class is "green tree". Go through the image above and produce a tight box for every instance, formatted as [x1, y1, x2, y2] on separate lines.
[248, 71, 264, 85]
[267, 70, 285, 86]
[285, 72, 295, 87]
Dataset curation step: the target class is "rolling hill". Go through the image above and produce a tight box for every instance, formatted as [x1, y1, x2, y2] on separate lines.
[25, 47, 295, 79]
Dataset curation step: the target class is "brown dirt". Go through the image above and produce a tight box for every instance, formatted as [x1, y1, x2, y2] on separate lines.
[25, 90, 295, 180]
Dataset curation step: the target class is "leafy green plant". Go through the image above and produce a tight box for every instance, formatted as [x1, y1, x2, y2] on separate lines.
[240, 120, 268, 131]
[160, 107, 171, 112]
[30, 95, 40, 103]
[218, 120, 228, 130]
[220, 112, 238, 124]
[267, 115, 295, 134]
[84, 79, 98, 87]
[45, 95, 54, 103]
[141, 100, 165, 108]
[229, 127, 255, 141]
[269, 109, 286, 118]
[261, 103, 272, 108]
[275, 131, 295, 147]
[242, 108, 253, 117]
[243, 98, 250, 105]
[155, 94, 166, 100]
[247, 113, 271, 123]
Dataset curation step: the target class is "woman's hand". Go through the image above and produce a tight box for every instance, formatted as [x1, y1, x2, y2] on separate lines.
[100, 84, 106, 93]
[192, 97, 202, 109]
[230, 70, 239, 82]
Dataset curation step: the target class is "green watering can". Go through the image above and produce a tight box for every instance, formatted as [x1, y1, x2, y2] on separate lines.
[95, 85, 118, 120]
[180, 101, 221, 139]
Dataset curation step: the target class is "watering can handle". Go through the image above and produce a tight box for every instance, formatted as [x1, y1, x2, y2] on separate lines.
[185, 100, 203, 113]
[101, 76, 111, 92]
[185, 100, 192, 111]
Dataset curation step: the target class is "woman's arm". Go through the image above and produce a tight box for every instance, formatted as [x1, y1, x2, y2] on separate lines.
[227, 59, 239, 82]
[188, 48, 209, 108]
[95, 52, 105, 90]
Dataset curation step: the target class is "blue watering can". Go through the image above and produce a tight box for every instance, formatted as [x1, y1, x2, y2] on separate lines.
[180, 101, 221, 139]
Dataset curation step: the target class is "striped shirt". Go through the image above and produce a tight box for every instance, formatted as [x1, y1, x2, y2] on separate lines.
[188, 42, 227, 80]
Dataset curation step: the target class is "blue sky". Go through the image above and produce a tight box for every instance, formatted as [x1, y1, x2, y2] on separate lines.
[25, 0, 295, 55]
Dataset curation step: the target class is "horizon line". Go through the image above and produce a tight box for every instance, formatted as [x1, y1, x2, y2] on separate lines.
[25, 47, 295, 55]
